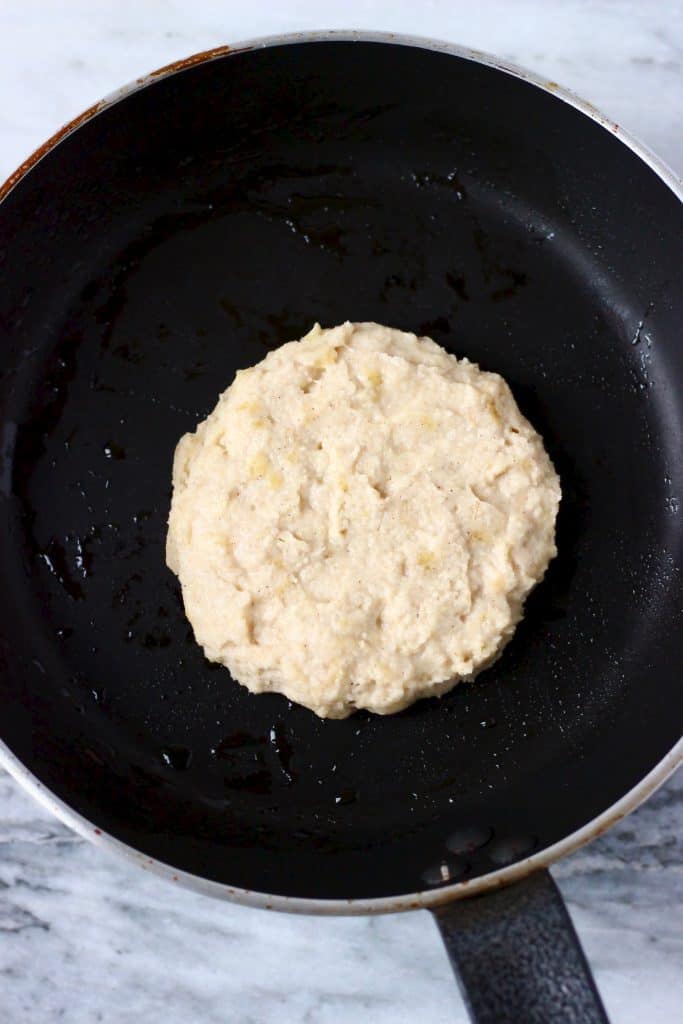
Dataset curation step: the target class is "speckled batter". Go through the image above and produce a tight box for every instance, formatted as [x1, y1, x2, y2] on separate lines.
[167, 322, 561, 718]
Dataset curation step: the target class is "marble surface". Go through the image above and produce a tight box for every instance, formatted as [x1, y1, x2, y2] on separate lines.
[0, 2, 681, 1022]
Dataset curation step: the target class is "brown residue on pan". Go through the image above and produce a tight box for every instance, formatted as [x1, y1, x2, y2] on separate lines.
[0, 44, 239, 205]
[0, 99, 105, 203]
[147, 43, 234, 78]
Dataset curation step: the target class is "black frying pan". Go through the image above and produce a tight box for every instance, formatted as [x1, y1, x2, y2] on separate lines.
[1, 33, 681, 1024]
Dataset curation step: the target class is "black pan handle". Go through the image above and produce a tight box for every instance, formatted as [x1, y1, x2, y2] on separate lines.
[431, 868, 609, 1024]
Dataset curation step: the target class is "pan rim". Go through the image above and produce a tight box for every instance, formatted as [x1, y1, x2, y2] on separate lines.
[1, 30, 681, 208]
[1, 734, 680, 914]
[0, 28, 681, 915]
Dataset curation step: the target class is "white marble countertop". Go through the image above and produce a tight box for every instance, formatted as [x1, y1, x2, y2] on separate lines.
[0, 3, 681, 1022]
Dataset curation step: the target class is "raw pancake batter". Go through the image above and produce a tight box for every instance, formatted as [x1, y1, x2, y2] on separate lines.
[167, 322, 561, 718]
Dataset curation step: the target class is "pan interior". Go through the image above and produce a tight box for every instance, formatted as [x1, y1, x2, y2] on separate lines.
[0, 41, 681, 900]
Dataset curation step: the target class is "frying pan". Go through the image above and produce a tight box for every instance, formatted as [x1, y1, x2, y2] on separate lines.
[0, 31, 681, 1023]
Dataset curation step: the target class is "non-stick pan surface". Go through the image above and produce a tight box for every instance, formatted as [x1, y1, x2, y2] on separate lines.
[0, 37, 681, 903]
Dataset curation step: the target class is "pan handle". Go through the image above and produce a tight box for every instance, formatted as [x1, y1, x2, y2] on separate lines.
[431, 868, 609, 1024]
